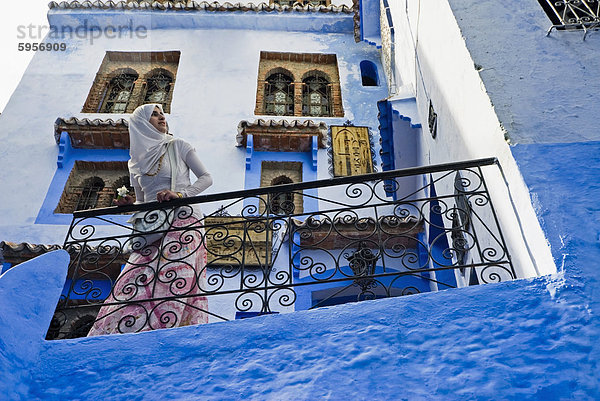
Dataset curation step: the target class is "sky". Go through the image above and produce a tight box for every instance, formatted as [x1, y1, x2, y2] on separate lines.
[0, 1, 49, 113]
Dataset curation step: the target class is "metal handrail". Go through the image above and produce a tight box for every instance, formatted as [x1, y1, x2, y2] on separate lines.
[73, 157, 498, 218]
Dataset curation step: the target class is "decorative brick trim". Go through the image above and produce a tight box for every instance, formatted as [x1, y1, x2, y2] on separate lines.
[270, 0, 331, 6]
[48, 1, 353, 13]
[295, 217, 422, 249]
[353, 0, 361, 42]
[55, 117, 129, 149]
[105, 51, 181, 64]
[237, 119, 327, 151]
[0, 242, 62, 266]
[0, 241, 127, 280]
[260, 51, 337, 65]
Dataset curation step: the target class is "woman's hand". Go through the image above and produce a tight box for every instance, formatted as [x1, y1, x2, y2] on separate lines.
[156, 190, 181, 202]
[113, 195, 135, 206]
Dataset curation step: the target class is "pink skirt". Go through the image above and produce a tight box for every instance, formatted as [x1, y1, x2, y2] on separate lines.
[87, 216, 208, 336]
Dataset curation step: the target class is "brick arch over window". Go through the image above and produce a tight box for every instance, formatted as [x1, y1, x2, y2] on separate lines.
[263, 68, 295, 116]
[301, 69, 331, 82]
[264, 67, 295, 81]
[142, 68, 174, 113]
[99, 68, 139, 114]
[83, 51, 180, 114]
[55, 161, 132, 214]
[271, 175, 294, 185]
[260, 161, 303, 214]
[255, 51, 343, 117]
[302, 70, 332, 117]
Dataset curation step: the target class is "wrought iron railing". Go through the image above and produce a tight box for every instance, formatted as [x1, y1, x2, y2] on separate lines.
[47, 158, 516, 339]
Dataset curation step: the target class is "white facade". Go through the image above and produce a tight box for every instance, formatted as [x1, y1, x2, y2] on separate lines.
[375, 0, 556, 277]
[0, 6, 386, 244]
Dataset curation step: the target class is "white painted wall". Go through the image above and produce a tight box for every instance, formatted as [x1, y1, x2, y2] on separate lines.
[383, 0, 557, 277]
[0, 10, 387, 245]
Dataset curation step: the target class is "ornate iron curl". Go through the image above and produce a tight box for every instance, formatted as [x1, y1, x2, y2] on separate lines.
[235, 290, 265, 313]
[479, 264, 515, 283]
[267, 287, 297, 310]
[342, 181, 375, 206]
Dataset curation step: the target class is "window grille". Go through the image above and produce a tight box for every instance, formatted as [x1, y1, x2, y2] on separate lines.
[143, 70, 173, 111]
[302, 72, 332, 117]
[264, 73, 294, 116]
[84, 51, 180, 113]
[101, 72, 138, 113]
[74, 177, 105, 211]
[539, 0, 600, 37]
[260, 161, 303, 214]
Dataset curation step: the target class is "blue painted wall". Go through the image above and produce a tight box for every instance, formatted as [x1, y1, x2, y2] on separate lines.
[5, 146, 599, 400]
[444, 0, 600, 397]
[512, 141, 600, 305]
[3, 243, 599, 399]
[0, 250, 69, 401]
[36, 132, 130, 225]
[244, 149, 318, 214]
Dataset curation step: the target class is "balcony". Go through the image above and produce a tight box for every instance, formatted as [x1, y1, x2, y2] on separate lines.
[47, 158, 517, 339]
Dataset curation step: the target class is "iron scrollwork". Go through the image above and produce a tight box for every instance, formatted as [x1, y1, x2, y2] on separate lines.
[48, 158, 516, 339]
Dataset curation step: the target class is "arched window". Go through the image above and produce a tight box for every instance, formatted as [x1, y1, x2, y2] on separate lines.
[75, 177, 105, 211]
[101, 71, 138, 113]
[264, 71, 294, 116]
[143, 69, 173, 111]
[302, 71, 332, 116]
[269, 175, 294, 214]
[359, 60, 379, 86]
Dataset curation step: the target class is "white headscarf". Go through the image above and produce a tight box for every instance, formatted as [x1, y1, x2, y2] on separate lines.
[128, 103, 174, 176]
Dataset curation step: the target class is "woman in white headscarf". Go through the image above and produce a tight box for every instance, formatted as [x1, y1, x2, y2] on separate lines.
[88, 104, 213, 336]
